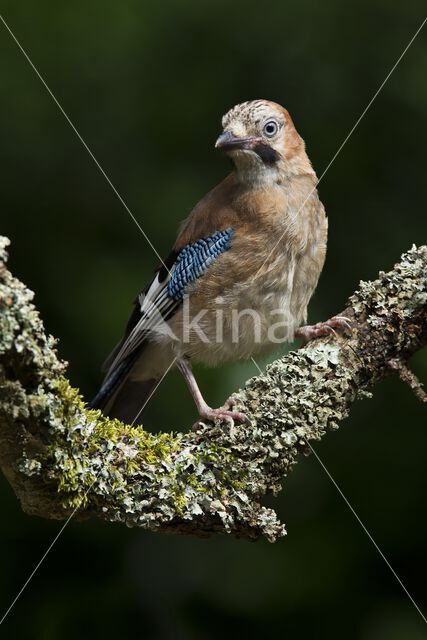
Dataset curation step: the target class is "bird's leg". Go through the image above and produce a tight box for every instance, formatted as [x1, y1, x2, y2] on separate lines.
[176, 357, 248, 427]
[295, 315, 353, 344]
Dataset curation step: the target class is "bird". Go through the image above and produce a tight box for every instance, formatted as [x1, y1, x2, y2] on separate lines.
[90, 99, 345, 427]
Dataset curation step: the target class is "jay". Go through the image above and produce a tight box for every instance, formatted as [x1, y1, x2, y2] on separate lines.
[91, 99, 344, 425]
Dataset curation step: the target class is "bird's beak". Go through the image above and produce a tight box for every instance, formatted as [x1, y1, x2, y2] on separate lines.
[215, 130, 263, 152]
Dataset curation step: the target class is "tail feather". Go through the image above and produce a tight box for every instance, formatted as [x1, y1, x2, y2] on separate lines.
[89, 348, 160, 425]
[90, 355, 136, 408]
[102, 377, 159, 425]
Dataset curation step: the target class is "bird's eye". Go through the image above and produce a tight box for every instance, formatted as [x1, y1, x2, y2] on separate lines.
[263, 120, 278, 137]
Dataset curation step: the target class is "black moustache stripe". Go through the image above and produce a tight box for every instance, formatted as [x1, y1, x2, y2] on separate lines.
[253, 143, 280, 165]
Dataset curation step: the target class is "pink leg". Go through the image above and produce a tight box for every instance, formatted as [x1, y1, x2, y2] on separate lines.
[295, 315, 353, 344]
[177, 358, 248, 427]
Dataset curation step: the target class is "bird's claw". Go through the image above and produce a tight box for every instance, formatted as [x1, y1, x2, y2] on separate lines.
[296, 316, 353, 344]
[192, 400, 248, 431]
[222, 394, 243, 411]
[332, 316, 353, 333]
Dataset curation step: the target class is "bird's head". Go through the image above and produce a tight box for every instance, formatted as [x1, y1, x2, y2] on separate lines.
[215, 99, 313, 185]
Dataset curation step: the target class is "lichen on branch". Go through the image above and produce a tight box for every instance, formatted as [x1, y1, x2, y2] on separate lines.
[0, 236, 425, 541]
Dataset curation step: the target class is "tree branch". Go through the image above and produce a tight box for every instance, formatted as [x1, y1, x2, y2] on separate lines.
[0, 236, 425, 541]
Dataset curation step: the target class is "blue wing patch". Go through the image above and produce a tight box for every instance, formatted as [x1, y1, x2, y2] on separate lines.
[167, 229, 234, 301]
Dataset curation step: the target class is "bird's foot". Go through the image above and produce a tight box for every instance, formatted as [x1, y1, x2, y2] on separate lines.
[222, 393, 245, 412]
[295, 316, 353, 344]
[192, 398, 248, 431]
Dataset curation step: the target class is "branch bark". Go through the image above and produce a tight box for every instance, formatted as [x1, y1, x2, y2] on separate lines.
[0, 236, 425, 541]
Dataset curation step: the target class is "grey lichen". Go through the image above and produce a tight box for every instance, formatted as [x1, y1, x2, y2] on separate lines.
[0, 237, 426, 542]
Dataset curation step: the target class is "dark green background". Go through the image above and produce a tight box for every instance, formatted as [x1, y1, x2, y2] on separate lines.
[1, 1, 426, 638]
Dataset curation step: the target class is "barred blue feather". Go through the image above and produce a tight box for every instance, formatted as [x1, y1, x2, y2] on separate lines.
[167, 229, 234, 301]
